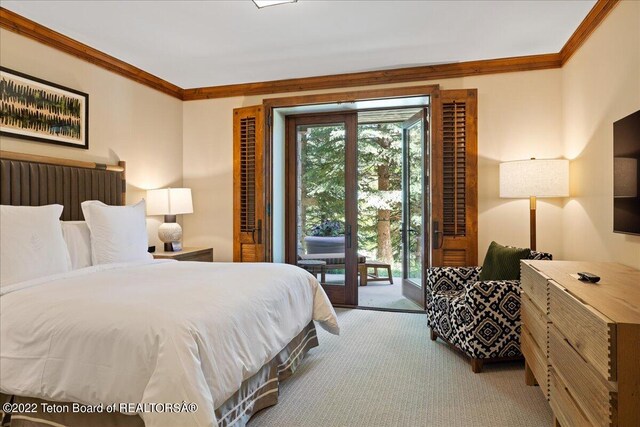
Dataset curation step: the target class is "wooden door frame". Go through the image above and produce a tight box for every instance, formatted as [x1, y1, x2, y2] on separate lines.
[263, 85, 440, 265]
[263, 85, 439, 110]
[285, 112, 359, 305]
[430, 90, 443, 266]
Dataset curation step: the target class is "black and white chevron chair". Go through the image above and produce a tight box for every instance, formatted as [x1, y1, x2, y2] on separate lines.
[426, 250, 552, 373]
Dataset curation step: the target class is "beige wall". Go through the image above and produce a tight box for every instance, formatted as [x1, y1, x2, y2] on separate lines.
[183, 70, 565, 262]
[0, 29, 184, 247]
[561, 0, 640, 268]
[182, 97, 242, 260]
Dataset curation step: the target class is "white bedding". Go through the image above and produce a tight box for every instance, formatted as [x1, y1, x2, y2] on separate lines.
[0, 260, 339, 427]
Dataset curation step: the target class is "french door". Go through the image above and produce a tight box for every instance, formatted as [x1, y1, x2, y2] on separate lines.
[401, 110, 428, 308]
[285, 113, 359, 305]
[286, 109, 430, 307]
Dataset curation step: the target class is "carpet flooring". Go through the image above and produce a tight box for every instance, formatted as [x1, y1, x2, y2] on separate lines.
[249, 309, 552, 427]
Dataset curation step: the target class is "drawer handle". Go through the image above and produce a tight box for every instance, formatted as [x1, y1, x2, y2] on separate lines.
[560, 381, 592, 423]
[562, 337, 590, 365]
[562, 287, 587, 306]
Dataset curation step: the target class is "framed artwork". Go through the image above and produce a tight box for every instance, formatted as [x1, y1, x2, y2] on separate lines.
[0, 67, 89, 149]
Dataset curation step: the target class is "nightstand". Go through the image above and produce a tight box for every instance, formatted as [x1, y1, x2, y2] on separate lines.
[152, 247, 213, 262]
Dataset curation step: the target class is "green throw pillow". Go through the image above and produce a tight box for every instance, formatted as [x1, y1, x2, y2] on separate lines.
[479, 241, 531, 281]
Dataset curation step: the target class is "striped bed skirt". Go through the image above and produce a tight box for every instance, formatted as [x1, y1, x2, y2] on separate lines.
[0, 321, 319, 427]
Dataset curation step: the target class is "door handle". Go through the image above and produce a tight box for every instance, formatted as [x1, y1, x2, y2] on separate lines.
[400, 223, 417, 235]
[345, 224, 352, 249]
[252, 219, 262, 244]
[433, 221, 443, 249]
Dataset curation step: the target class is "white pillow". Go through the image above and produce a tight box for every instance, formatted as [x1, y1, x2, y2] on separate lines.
[81, 200, 151, 265]
[61, 221, 92, 270]
[0, 205, 72, 286]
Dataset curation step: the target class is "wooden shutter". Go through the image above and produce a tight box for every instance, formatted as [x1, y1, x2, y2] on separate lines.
[233, 105, 265, 262]
[432, 89, 478, 267]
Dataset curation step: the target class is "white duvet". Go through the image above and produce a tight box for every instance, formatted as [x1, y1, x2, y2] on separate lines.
[0, 260, 339, 427]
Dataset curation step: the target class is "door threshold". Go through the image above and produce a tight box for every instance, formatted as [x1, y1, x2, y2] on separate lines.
[333, 304, 425, 314]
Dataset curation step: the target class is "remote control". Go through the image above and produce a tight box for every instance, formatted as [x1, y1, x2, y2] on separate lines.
[577, 272, 600, 283]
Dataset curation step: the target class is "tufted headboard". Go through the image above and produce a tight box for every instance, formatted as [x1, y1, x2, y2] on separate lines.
[0, 150, 126, 220]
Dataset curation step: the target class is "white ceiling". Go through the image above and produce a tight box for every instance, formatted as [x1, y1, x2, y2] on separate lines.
[2, 0, 596, 89]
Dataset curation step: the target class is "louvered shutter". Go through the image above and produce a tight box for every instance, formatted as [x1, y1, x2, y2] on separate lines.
[432, 89, 478, 267]
[233, 105, 265, 262]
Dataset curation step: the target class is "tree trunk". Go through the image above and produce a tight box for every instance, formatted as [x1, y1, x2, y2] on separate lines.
[377, 164, 393, 264]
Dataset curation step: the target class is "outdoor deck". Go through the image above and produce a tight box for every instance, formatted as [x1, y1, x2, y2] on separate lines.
[322, 273, 422, 311]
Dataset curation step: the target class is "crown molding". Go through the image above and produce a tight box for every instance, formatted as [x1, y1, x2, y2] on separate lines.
[182, 53, 562, 100]
[0, 0, 620, 101]
[560, 0, 619, 64]
[0, 7, 184, 99]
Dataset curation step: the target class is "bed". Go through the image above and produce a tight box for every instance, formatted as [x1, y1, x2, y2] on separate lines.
[0, 151, 339, 427]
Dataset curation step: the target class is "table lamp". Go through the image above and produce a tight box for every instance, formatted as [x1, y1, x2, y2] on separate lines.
[499, 158, 569, 250]
[146, 188, 193, 252]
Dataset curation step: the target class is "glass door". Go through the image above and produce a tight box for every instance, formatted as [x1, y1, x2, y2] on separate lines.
[287, 113, 358, 305]
[401, 110, 428, 307]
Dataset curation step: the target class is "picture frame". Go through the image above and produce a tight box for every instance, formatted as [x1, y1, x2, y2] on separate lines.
[0, 67, 89, 149]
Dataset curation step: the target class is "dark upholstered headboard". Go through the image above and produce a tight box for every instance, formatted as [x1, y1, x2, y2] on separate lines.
[0, 151, 126, 221]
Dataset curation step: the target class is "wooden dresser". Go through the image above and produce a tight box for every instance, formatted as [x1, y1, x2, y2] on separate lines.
[520, 260, 640, 427]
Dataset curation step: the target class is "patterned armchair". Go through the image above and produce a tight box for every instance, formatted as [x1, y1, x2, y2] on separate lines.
[426, 251, 552, 373]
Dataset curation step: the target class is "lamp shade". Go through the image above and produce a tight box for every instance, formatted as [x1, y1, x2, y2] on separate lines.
[146, 188, 193, 215]
[614, 157, 638, 198]
[500, 159, 569, 198]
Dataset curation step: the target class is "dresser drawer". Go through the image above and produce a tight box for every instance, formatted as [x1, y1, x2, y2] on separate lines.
[548, 281, 617, 381]
[521, 325, 548, 397]
[549, 368, 595, 427]
[522, 293, 548, 353]
[549, 325, 617, 427]
[521, 262, 548, 313]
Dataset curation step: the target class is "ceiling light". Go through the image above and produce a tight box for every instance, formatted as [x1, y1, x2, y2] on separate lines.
[253, 0, 297, 9]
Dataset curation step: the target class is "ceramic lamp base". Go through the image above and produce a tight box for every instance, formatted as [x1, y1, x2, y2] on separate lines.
[158, 215, 182, 252]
